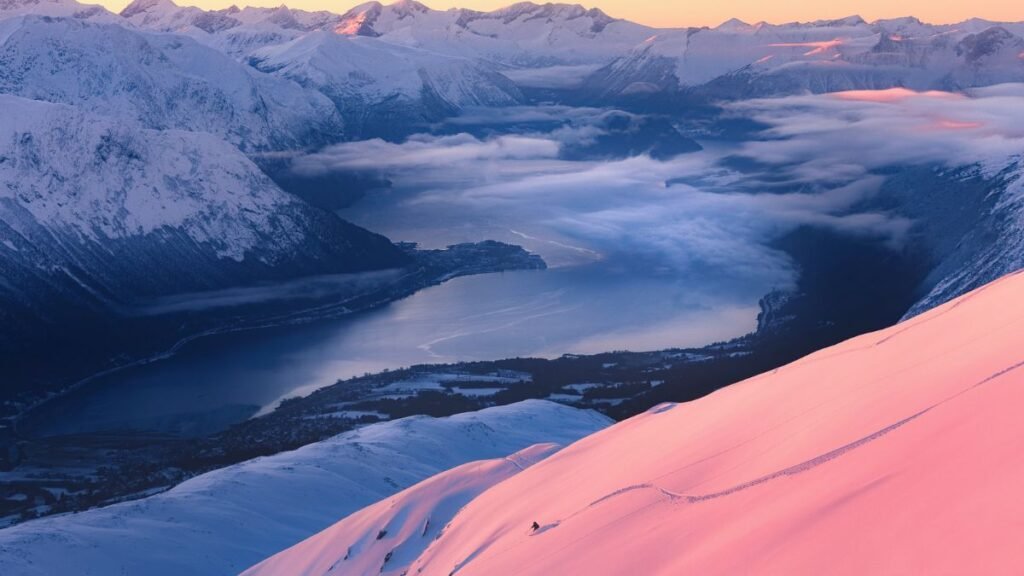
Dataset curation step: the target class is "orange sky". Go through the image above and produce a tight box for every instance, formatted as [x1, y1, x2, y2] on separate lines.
[97, 0, 1023, 27]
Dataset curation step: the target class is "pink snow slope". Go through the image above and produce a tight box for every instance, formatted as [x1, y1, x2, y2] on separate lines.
[401, 270, 1024, 575]
[243, 443, 562, 576]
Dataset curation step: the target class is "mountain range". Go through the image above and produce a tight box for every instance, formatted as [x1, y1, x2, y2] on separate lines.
[10, 0, 1024, 113]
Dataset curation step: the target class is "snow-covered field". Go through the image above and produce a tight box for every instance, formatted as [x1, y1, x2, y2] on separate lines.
[277, 270, 1024, 575]
[0, 401, 610, 576]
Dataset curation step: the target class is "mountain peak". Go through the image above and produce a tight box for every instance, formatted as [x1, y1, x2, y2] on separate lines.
[488, 2, 617, 31]
[387, 0, 429, 16]
[813, 14, 867, 27]
[120, 0, 178, 18]
[336, 1, 383, 36]
[957, 25, 1023, 62]
[716, 17, 752, 31]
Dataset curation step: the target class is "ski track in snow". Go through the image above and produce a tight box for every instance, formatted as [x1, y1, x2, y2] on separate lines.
[579, 354, 1024, 516]
[443, 330, 1024, 573]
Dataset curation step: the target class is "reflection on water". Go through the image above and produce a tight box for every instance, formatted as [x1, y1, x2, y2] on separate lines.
[23, 266, 756, 438]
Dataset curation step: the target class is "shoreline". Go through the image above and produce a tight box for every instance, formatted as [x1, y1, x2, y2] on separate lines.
[9, 242, 547, 440]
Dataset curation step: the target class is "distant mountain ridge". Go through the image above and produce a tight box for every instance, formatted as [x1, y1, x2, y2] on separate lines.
[8, 0, 1024, 104]
[587, 16, 1024, 98]
[115, 0, 1024, 103]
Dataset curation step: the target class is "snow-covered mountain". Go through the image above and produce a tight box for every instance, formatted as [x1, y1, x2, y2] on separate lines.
[122, 0, 655, 67]
[121, 0, 339, 36]
[0, 94, 402, 391]
[0, 14, 344, 151]
[23, 0, 1024, 120]
[0, 0, 113, 20]
[904, 160, 1024, 318]
[243, 442, 564, 576]
[586, 17, 1024, 98]
[330, 1, 655, 67]
[120, 0, 533, 134]
[246, 32, 523, 136]
[285, 270, 1024, 575]
[120, 0, 343, 55]
[0, 401, 610, 576]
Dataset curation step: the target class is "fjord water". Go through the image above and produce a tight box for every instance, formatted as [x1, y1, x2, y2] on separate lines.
[23, 148, 774, 438]
[23, 263, 758, 438]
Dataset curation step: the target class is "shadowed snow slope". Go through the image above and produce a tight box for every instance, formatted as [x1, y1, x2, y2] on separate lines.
[0, 401, 610, 576]
[243, 443, 564, 576]
[390, 271, 1024, 575]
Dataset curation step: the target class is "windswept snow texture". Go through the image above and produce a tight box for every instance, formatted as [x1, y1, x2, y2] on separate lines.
[392, 271, 1024, 575]
[0, 401, 610, 576]
[244, 443, 564, 576]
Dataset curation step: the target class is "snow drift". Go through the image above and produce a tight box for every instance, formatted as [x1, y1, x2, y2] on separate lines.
[316, 270, 1024, 575]
[0, 401, 610, 576]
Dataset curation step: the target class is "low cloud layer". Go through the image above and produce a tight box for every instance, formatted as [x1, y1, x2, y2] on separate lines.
[733, 86, 1024, 181]
[296, 86, 1024, 308]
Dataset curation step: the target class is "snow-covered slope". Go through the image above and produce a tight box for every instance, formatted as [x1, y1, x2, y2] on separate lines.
[359, 271, 1024, 575]
[121, 0, 339, 36]
[0, 0, 113, 20]
[121, 0, 529, 135]
[125, 0, 655, 67]
[108, 1, 1024, 107]
[244, 443, 564, 576]
[0, 14, 343, 151]
[587, 17, 1024, 98]
[247, 32, 523, 135]
[905, 160, 1024, 317]
[0, 94, 401, 381]
[120, 0, 342, 56]
[331, 1, 655, 67]
[0, 401, 611, 576]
